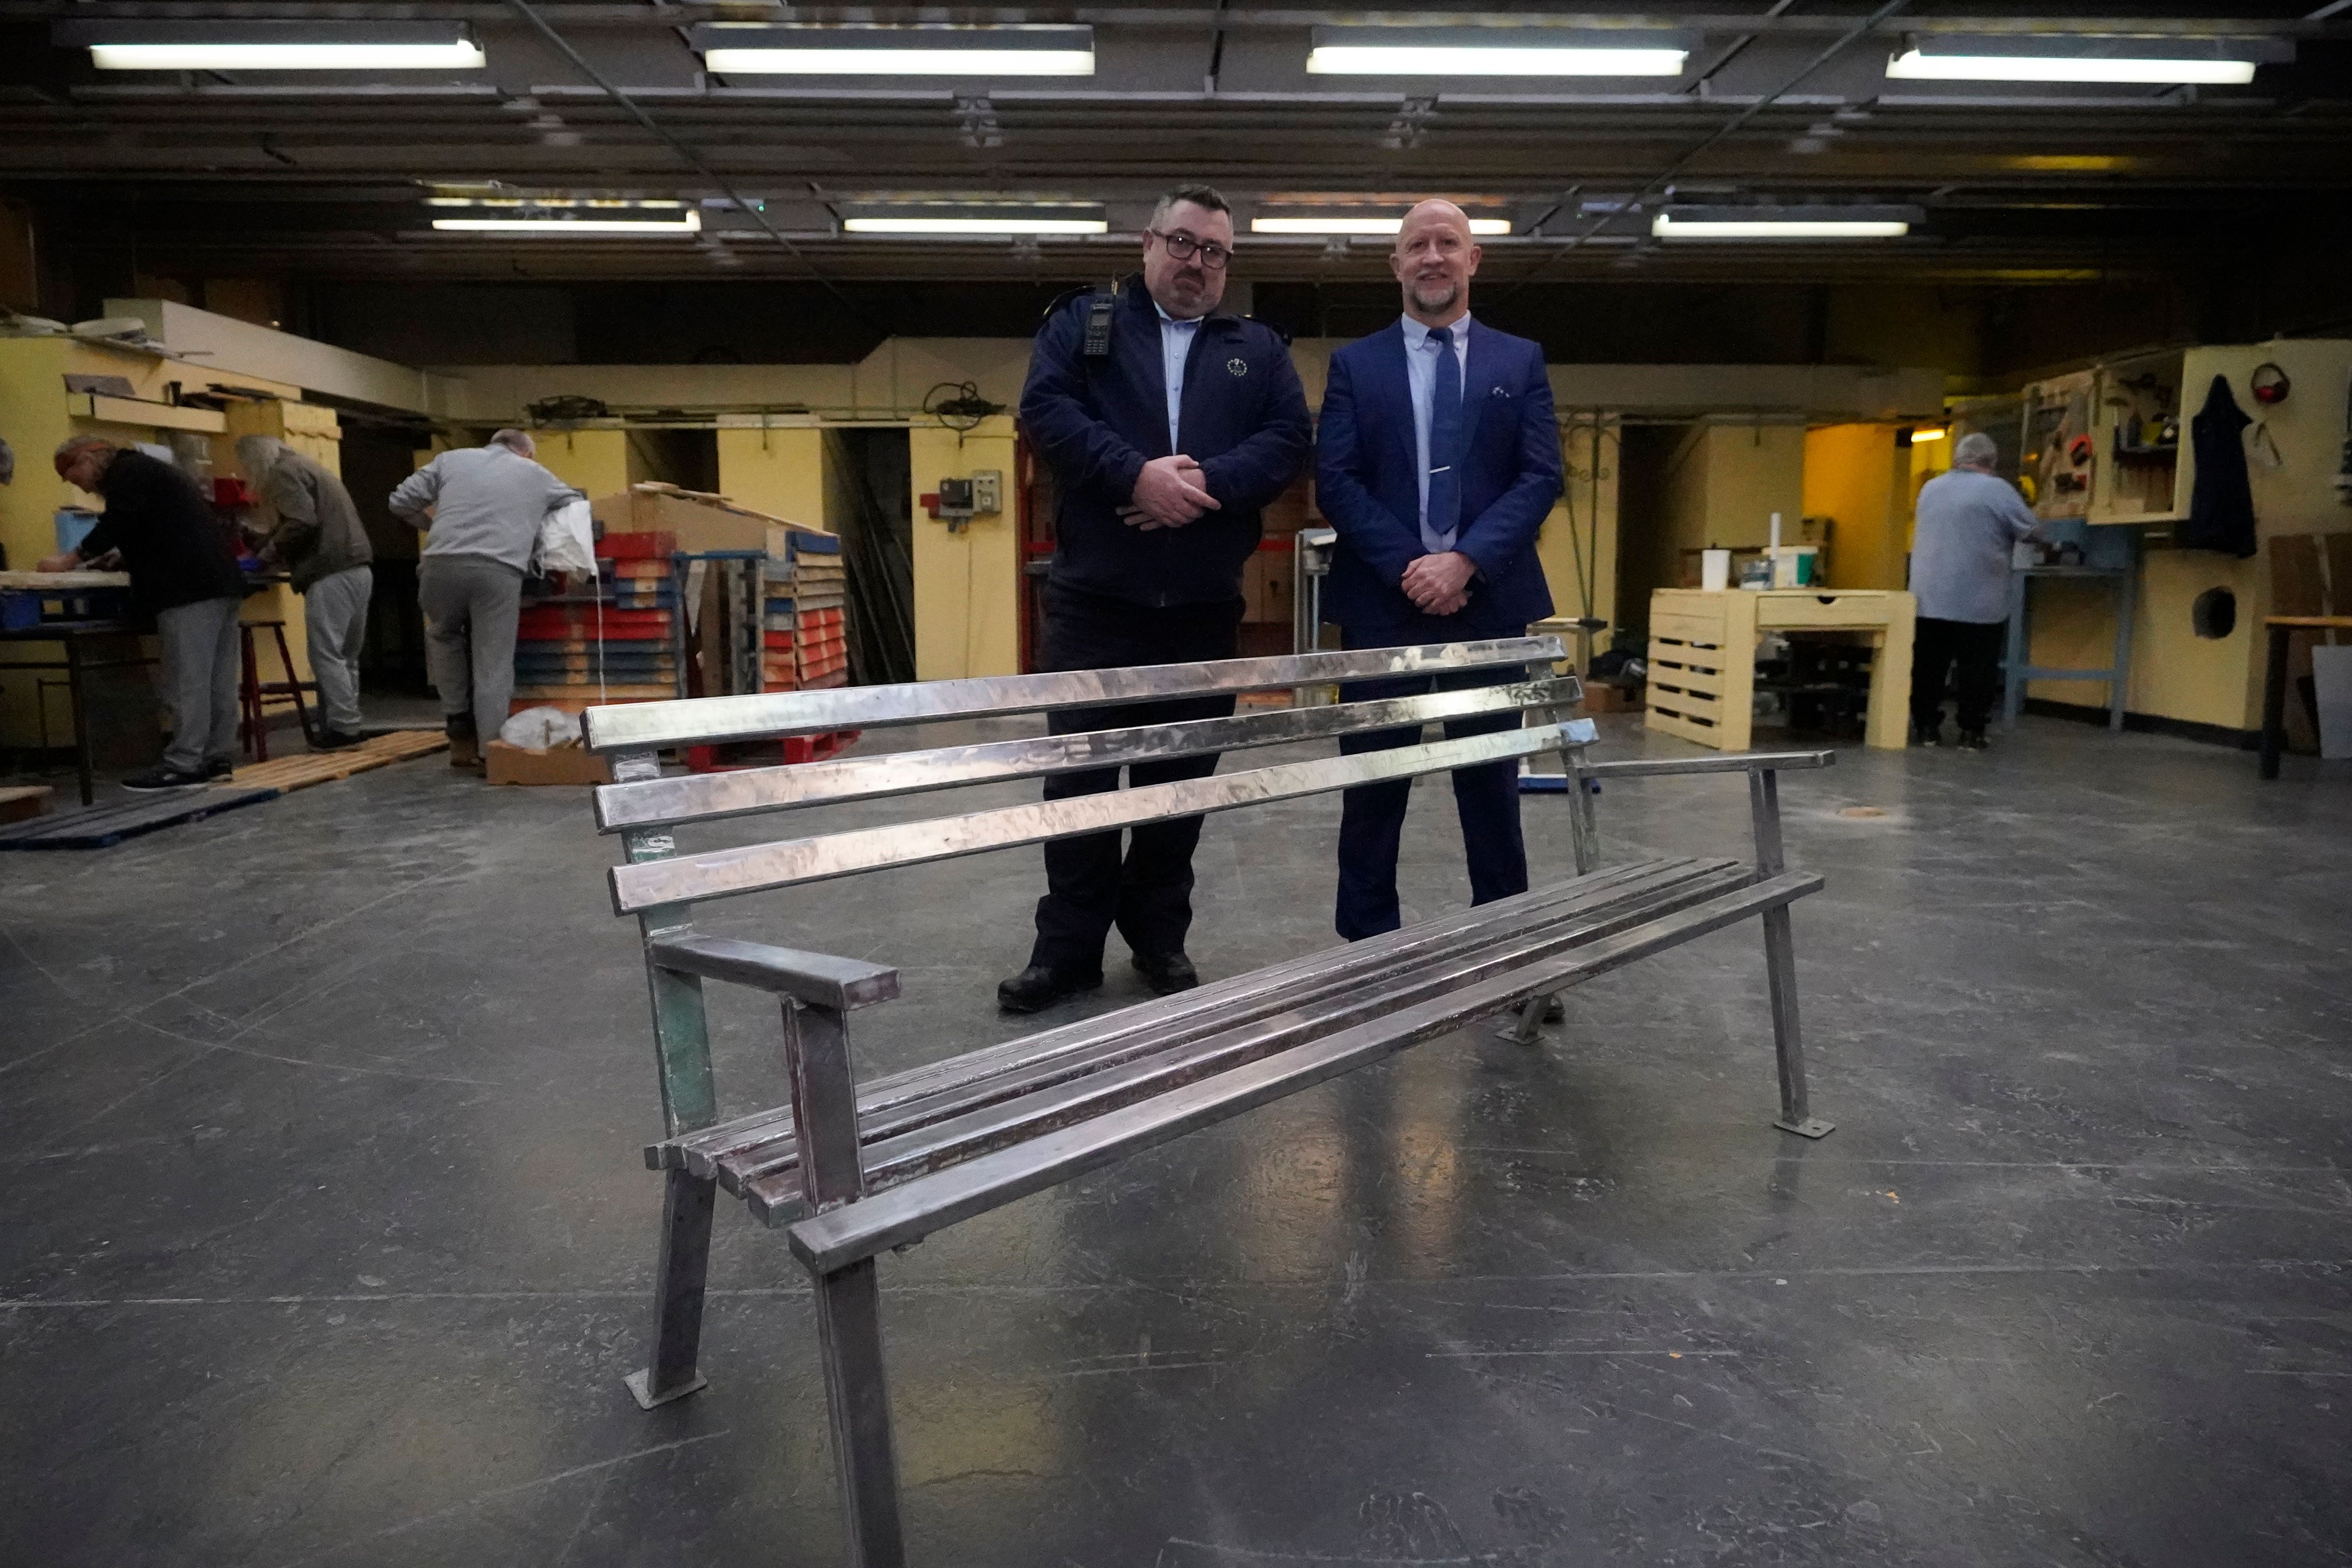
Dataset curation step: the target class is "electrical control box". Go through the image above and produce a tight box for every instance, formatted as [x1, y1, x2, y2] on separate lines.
[971, 469, 1003, 515]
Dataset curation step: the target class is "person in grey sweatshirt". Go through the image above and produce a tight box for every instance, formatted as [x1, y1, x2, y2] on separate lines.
[239, 436, 375, 751]
[1908, 431, 2042, 751]
[388, 429, 579, 770]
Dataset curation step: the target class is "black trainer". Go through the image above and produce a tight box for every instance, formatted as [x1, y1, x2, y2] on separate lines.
[203, 758, 235, 780]
[121, 765, 209, 793]
[996, 964, 1104, 1014]
[1131, 951, 1199, 996]
[1956, 728, 1989, 752]
[311, 729, 367, 752]
[1912, 719, 1943, 747]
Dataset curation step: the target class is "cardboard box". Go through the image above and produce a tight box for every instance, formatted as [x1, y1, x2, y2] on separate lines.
[593, 483, 830, 556]
[484, 739, 613, 786]
[1581, 681, 1645, 714]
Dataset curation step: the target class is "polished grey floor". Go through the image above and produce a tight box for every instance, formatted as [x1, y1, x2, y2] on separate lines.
[3, 715, 2348, 1567]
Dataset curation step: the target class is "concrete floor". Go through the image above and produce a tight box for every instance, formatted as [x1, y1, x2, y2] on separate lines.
[2, 714, 2348, 1568]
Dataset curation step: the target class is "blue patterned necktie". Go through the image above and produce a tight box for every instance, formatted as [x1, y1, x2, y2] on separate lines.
[1424, 325, 1461, 554]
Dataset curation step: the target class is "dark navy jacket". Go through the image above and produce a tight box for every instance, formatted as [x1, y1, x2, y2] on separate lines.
[1020, 275, 1311, 607]
[1315, 318, 1560, 636]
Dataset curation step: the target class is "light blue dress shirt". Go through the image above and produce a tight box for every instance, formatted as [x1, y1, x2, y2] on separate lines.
[1154, 303, 1203, 452]
[1400, 312, 1472, 542]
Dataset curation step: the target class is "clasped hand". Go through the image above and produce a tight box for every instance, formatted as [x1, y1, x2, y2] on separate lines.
[1119, 454, 1220, 531]
[1400, 551, 1474, 617]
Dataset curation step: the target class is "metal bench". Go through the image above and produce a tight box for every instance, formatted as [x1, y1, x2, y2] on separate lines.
[581, 634, 1833, 1568]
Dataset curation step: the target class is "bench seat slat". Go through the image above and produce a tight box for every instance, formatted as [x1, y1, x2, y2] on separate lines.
[594, 676, 1581, 834]
[786, 871, 1826, 1272]
[743, 861, 1761, 1223]
[611, 722, 1572, 915]
[694, 860, 1744, 1199]
[650, 856, 1715, 1177]
[585, 637, 1563, 754]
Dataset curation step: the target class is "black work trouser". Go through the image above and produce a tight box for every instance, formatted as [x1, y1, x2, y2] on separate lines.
[1911, 616, 2007, 734]
[1026, 583, 1244, 975]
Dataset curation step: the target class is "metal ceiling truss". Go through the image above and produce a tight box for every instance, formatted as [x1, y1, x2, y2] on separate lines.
[1, 1, 2345, 286]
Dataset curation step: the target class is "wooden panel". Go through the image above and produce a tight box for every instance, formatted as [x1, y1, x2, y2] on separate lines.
[68, 393, 227, 433]
[1756, 590, 1905, 629]
[1650, 612, 1733, 648]
[224, 728, 447, 793]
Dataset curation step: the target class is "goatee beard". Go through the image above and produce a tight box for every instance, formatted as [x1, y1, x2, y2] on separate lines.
[1412, 281, 1459, 314]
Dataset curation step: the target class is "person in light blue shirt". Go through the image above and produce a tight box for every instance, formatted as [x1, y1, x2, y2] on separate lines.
[1908, 431, 2042, 750]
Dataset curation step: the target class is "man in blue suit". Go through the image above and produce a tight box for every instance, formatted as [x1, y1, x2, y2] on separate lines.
[1315, 198, 1563, 940]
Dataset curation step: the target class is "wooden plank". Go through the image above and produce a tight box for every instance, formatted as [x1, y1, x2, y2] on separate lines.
[0, 786, 276, 850]
[1644, 701, 1723, 749]
[222, 728, 447, 794]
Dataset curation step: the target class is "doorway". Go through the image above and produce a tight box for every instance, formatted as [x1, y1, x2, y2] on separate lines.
[823, 428, 916, 685]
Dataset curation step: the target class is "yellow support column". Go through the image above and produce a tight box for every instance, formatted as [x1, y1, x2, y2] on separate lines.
[717, 421, 826, 527]
[909, 417, 1020, 681]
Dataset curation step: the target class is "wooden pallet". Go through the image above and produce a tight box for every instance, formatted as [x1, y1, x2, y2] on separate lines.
[220, 728, 448, 794]
[0, 786, 276, 851]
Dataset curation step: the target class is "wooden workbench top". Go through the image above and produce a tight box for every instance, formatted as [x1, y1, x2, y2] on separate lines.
[0, 571, 132, 590]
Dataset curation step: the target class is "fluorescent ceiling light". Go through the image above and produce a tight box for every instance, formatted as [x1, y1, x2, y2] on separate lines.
[1254, 216, 1513, 236]
[57, 20, 483, 71]
[1886, 33, 2288, 86]
[1307, 27, 1690, 77]
[434, 212, 702, 235]
[1912, 427, 1948, 442]
[1653, 206, 1921, 240]
[844, 215, 1107, 235]
[690, 24, 1092, 76]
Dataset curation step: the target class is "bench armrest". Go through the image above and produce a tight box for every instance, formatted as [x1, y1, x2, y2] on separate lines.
[1577, 750, 1834, 781]
[648, 935, 900, 1011]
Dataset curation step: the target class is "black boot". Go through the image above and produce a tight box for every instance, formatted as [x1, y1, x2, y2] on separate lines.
[1956, 728, 1989, 752]
[996, 964, 1103, 1014]
[1131, 951, 1199, 997]
[445, 713, 480, 770]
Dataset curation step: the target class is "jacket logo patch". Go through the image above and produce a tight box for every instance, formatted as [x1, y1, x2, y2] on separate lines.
[1226, 357, 1249, 377]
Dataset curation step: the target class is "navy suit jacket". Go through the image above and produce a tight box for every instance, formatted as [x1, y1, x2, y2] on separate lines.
[1020, 274, 1311, 608]
[1315, 318, 1560, 636]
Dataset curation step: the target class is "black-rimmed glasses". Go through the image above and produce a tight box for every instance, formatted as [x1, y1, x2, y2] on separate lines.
[1148, 229, 1232, 270]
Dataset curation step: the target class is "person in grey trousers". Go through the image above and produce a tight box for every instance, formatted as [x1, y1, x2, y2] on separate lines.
[238, 436, 374, 751]
[1908, 431, 2043, 751]
[388, 429, 579, 771]
[40, 435, 249, 790]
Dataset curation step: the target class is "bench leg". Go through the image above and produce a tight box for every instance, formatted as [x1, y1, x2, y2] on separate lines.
[1762, 905, 1832, 1139]
[625, 1166, 717, 1409]
[814, 1258, 908, 1568]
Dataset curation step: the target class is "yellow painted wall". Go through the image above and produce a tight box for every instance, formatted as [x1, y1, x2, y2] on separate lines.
[1801, 424, 1911, 590]
[532, 427, 630, 501]
[0, 339, 312, 743]
[1662, 419, 1807, 571]
[910, 416, 1020, 680]
[716, 423, 827, 528]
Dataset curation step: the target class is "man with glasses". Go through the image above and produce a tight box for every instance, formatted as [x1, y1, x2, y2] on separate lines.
[1005, 182, 1311, 1012]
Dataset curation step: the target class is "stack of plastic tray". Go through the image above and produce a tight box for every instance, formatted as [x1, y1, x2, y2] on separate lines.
[788, 532, 848, 690]
[511, 531, 678, 706]
[759, 556, 797, 693]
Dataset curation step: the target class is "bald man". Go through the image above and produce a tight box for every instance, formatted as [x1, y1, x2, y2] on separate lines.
[1315, 199, 1563, 940]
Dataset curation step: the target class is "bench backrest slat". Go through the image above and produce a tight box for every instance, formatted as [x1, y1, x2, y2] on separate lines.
[594, 674, 1581, 833]
[582, 636, 1564, 754]
[610, 721, 1570, 914]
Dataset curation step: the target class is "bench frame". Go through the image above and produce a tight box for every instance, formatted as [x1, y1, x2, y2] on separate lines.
[583, 637, 1834, 1567]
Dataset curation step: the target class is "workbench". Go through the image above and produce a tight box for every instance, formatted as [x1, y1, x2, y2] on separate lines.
[2259, 615, 2352, 779]
[0, 622, 154, 806]
[2001, 562, 2137, 734]
[1646, 588, 1916, 752]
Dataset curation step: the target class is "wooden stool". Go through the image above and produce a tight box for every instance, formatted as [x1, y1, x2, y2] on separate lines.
[238, 620, 313, 762]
